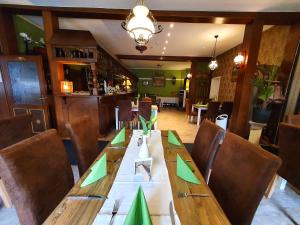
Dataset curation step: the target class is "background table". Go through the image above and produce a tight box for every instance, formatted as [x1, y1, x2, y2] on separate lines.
[192, 104, 208, 126]
[43, 130, 230, 225]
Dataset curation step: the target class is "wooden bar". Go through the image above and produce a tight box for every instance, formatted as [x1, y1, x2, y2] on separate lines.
[43, 130, 230, 225]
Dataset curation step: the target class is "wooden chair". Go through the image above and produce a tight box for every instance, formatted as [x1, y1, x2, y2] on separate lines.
[0, 114, 34, 208]
[285, 114, 300, 126]
[66, 116, 100, 176]
[143, 97, 152, 102]
[278, 123, 300, 191]
[118, 100, 134, 129]
[139, 101, 152, 121]
[0, 129, 74, 225]
[202, 101, 221, 122]
[209, 132, 281, 225]
[185, 98, 197, 122]
[191, 119, 225, 183]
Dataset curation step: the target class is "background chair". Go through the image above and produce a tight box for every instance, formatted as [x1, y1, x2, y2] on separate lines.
[202, 101, 221, 122]
[220, 102, 233, 119]
[285, 114, 300, 126]
[0, 129, 74, 225]
[185, 98, 197, 122]
[209, 132, 281, 225]
[191, 119, 225, 183]
[278, 122, 300, 191]
[66, 116, 100, 176]
[118, 99, 133, 129]
[0, 114, 34, 208]
[139, 101, 152, 121]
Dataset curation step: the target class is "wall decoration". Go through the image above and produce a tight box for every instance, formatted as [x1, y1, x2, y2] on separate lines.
[152, 76, 166, 87]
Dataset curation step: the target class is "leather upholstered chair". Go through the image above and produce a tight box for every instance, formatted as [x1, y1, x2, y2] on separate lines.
[139, 101, 152, 121]
[285, 114, 300, 126]
[0, 114, 34, 149]
[66, 116, 100, 176]
[278, 122, 300, 190]
[202, 101, 221, 122]
[191, 119, 225, 183]
[209, 132, 281, 225]
[0, 129, 74, 225]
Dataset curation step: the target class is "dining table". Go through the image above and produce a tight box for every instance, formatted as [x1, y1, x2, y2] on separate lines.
[43, 129, 230, 225]
[192, 104, 208, 126]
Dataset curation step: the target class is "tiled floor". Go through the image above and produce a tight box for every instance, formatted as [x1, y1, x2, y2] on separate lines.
[0, 108, 299, 225]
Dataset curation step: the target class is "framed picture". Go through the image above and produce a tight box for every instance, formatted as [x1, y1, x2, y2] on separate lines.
[142, 80, 150, 86]
[152, 76, 165, 87]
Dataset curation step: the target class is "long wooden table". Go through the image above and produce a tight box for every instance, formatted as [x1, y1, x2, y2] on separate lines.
[43, 130, 231, 225]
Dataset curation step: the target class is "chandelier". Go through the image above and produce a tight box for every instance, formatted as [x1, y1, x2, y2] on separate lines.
[121, 0, 163, 53]
[208, 35, 219, 71]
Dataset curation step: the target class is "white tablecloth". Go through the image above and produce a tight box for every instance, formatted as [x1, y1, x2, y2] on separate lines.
[92, 130, 180, 225]
[158, 97, 179, 107]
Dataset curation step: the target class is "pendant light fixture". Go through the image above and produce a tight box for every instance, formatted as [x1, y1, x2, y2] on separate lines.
[121, 0, 163, 53]
[208, 35, 219, 71]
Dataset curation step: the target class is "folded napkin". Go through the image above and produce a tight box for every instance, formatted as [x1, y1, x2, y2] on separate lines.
[123, 186, 153, 225]
[81, 153, 107, 187]
[111, 127, 125, 145]
[176, 154, 200, 185]
[168, 130, 181, 146]
[139, 115, 149, 135]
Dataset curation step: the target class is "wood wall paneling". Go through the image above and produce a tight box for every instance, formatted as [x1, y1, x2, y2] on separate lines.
[230, 20, 264, 137]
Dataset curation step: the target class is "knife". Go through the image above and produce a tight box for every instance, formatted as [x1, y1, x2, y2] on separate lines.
[169, 201, 176, 225]
[67, 194, 108, 200]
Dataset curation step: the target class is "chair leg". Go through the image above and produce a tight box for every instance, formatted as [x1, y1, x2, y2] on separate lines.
[0, 179, 12, 208]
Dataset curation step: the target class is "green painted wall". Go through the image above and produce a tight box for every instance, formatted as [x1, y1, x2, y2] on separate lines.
[131, 69, 189, 97]
[13, 16, 44, 54]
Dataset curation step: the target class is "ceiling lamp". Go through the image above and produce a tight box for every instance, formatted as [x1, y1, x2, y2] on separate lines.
[208, 35, 219, 71]
[121, 0, 163, 53]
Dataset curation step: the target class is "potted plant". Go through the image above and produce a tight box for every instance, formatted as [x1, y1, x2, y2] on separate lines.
[252, 64, 279, 123]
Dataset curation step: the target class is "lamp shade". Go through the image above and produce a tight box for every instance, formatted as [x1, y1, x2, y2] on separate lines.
[61, 81, 73, 93]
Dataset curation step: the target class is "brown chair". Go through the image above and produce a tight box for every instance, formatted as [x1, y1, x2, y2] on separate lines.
[139, 101, 152, 121]
[285, 114, 300, 126]
[202, 101, 221, 122]
[185, 98, 197, 122]
[66, 116, 100, 176]
[0, 114, 34, 208]
[0, 114, 33, 149]
[191, 119, 225, 183]
[118, 99, 133, 129]
[0, 129, 74, 225]
[220, 102, 233, 119]
[209, 132, 281, 225]
[278, 123, 300, 190]
[143, 97, 152, 102]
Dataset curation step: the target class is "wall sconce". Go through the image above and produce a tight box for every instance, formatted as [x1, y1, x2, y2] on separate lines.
[187, 73, 192, 79]
[233, 52, 245, 69]
[61, 80, 73, 94]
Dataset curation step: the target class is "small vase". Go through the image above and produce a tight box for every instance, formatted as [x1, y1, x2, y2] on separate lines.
[139, 135, 150, 158]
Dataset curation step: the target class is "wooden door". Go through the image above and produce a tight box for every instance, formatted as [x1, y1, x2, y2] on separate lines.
[0, 55, 50, 133]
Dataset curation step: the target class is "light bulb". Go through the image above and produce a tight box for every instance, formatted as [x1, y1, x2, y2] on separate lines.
[234, 53, 245, 65]
[208, 60, 218, 71]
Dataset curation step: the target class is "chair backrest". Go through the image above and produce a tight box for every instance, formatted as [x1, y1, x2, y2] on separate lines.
[278, 122, 300, 190]
[191, 119, 225, 183]
[139, 101, 152, 121]
[285, 114, 300, 126]
[66, 116, 99, 176]
[118, 100, 132, 122]
[209, 132, 281, 225]
[220, 102, 233, 119]
[0, 114, 33, 149]
[185, 98, 192, 115]
[0, 129, 74, 225]
[143, 97, 152, 102]
[204, 101, 221, 121]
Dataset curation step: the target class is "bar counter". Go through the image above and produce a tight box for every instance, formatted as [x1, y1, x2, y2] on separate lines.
[56, 93, 135, 138]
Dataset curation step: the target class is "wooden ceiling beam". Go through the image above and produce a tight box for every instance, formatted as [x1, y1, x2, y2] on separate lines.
[1, 4, 300, 25]
[117, 55, 210, 62]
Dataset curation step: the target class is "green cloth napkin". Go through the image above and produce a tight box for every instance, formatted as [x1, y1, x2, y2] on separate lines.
[139, 115, 149, 135]
[168, 130, 181, 146]
[111, 127, 125, 145]
[176, 154, 200, 185]
[147, 117, 157, 130]
[123, 186, 153, 225]
[80, 153, 107, 187]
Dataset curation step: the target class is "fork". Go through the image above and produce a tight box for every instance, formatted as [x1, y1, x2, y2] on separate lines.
[109, 200, 120, 225]
[177, 192, 209, 198]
